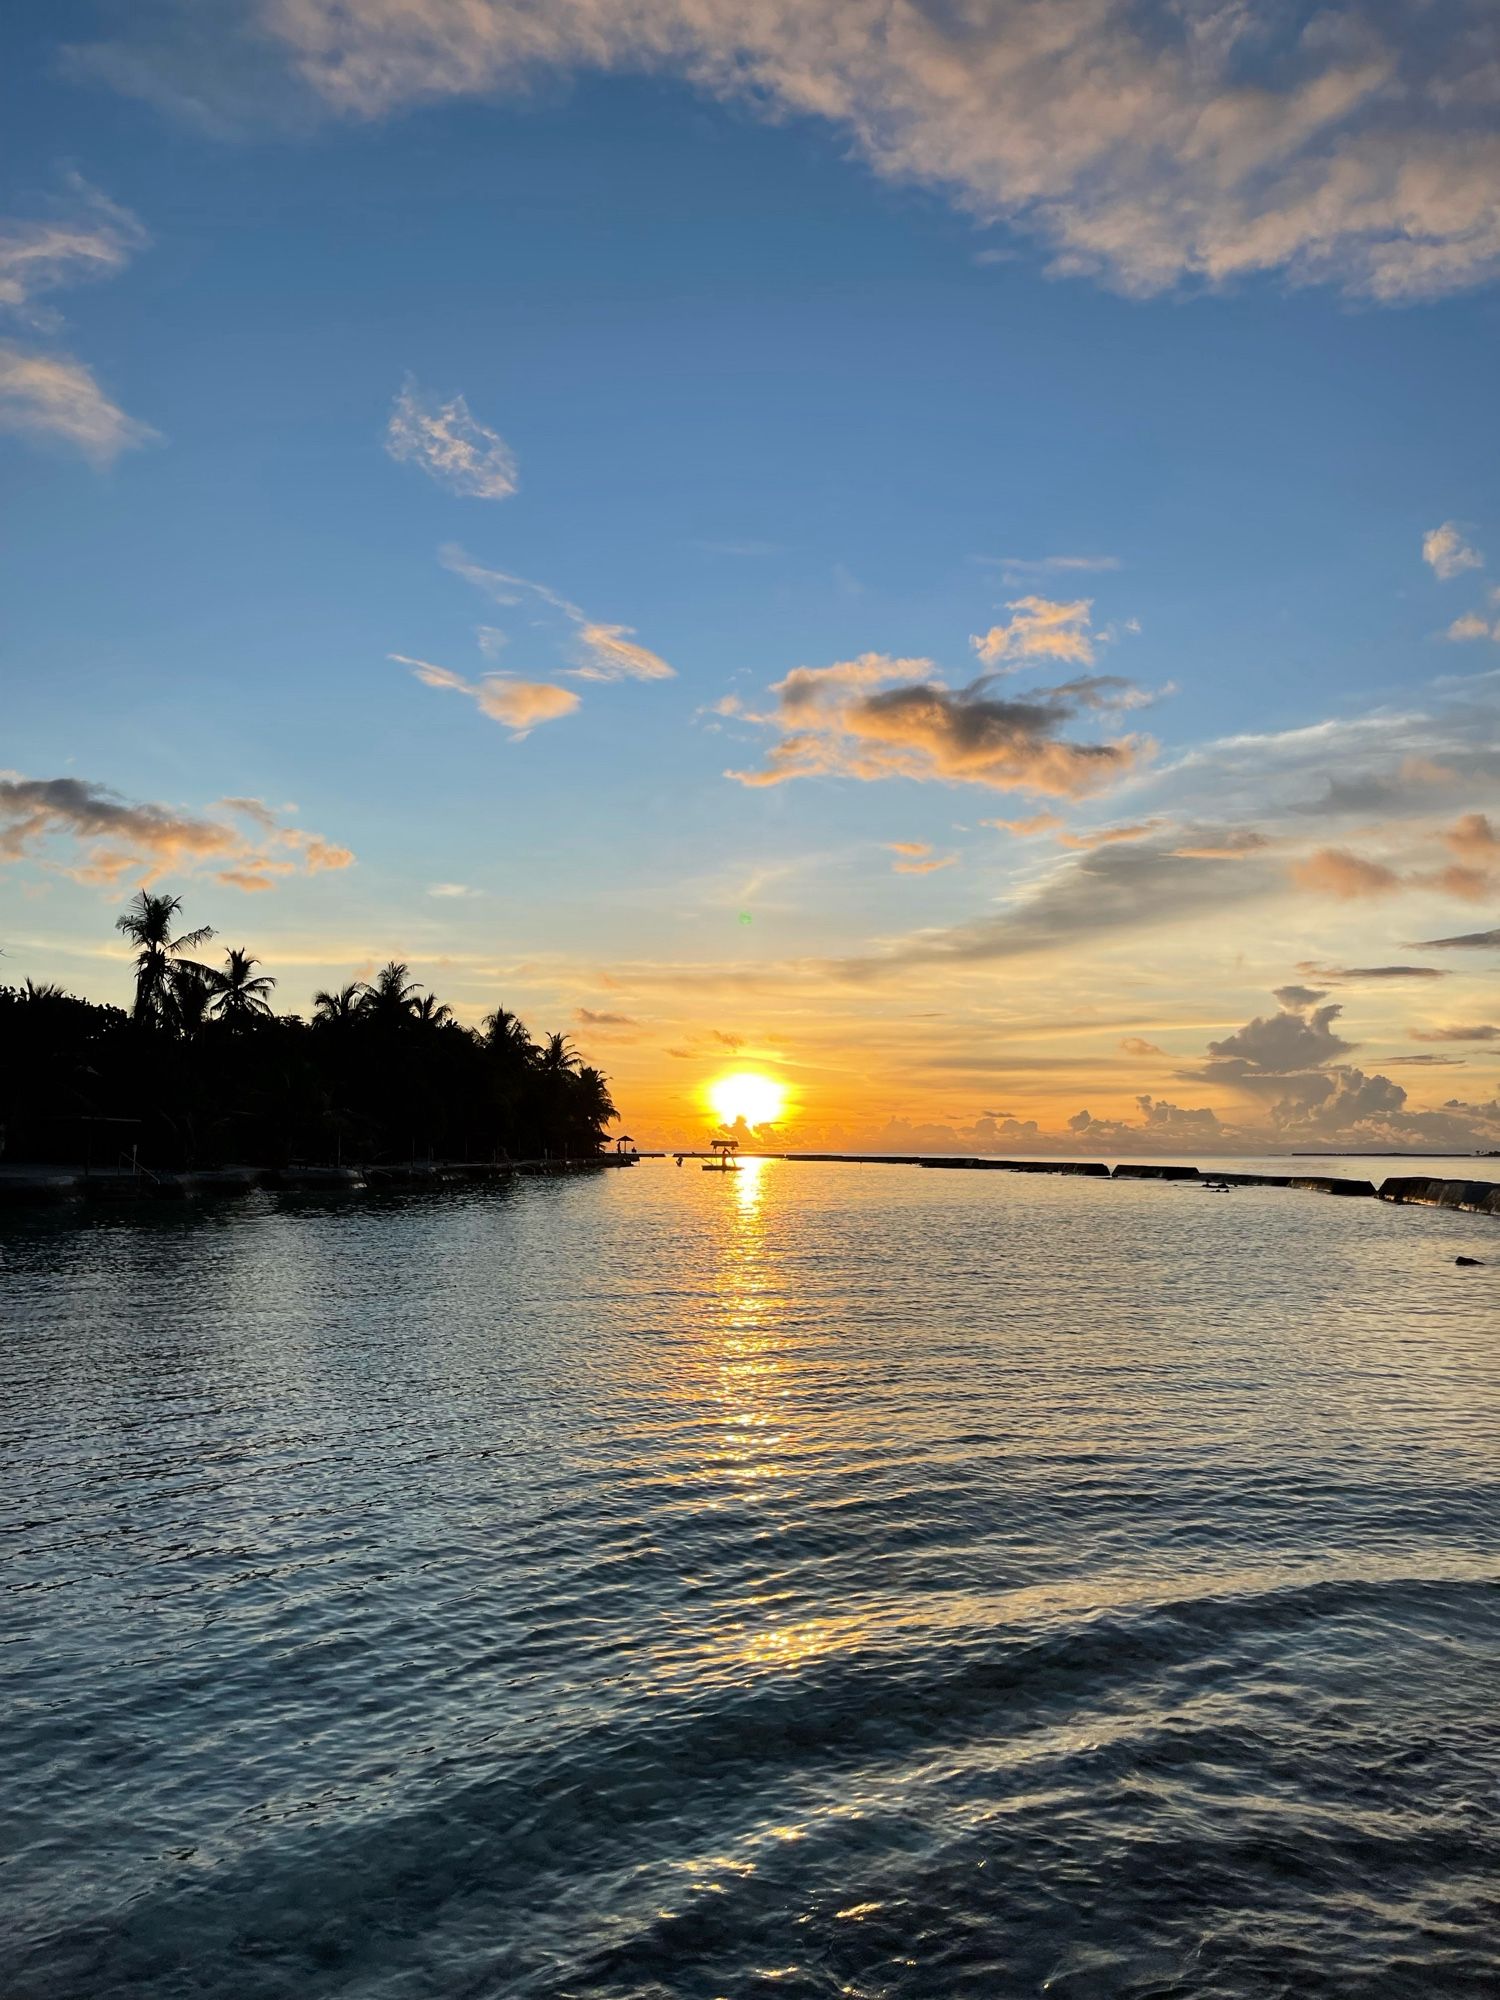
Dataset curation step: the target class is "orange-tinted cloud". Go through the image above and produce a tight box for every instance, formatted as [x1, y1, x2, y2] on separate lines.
[727, 653, 1151, 796]
[1289, 847, 1401, 899]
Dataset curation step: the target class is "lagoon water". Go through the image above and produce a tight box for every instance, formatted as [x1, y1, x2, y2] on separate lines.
[3, 1158, 1498, 1999]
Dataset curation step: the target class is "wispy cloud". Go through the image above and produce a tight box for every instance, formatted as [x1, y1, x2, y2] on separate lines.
[385, 378, 518, 499]
[1410, 927, 1500, 951]
[726, 653, 1152, 796]
[1423, 521, 1483, 581]
[394, 653, 580, 739]
[1410, 1022, 1498, 1042]
[175, 0, 1500, 302]
[0, 181, 155, 465]
[0, 345, 158, 464]
[885, 841, 958, 875]
[0, 179, 147, 326]
[441, 546, 674, 681]
[0, 776, 352, 889]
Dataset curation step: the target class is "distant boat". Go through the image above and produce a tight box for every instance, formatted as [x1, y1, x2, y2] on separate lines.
[703, 1138, 741, 1173]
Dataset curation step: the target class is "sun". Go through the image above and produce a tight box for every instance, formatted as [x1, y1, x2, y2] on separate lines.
[707, 1070, 786, 1130]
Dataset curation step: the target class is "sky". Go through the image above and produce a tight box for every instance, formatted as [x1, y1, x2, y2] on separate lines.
[3, 0, 1499, 1153]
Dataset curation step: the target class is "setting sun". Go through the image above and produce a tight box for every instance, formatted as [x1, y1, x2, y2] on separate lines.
[707, 1071, 787, 1131]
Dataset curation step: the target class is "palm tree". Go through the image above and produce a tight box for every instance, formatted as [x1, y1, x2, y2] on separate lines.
[412, 992, 454, 1027]
[538, 1030, 580, 1076]
[115, 891, 214, 1026]
[313, 982, 362, 1023]
[482, 1006, 535, 1065]
[359, 960, 422, 1027]
[170, 962, 214, 1036]
[205, 948, 276, 1026]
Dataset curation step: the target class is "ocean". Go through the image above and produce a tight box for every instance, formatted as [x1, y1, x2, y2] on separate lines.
[3, 1158, 1497, 1998]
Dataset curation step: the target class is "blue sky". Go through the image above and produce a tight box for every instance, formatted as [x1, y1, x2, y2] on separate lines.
[3, 1, 1499, 1149]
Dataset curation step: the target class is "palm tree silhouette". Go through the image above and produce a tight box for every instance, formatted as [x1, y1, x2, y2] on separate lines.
[482, 1006, 535, 1065]
[115, 892, 215, 1025]
[538, 1031, 580, 1076]
[206, 948, 276, 1025]
[313, 983, 362, 1022]
[412, 992, 454, 1027]
[359, 961, 422, 1026]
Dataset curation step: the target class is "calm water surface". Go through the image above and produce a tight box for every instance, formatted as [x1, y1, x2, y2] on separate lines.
[2, 1160, 1498, 1998]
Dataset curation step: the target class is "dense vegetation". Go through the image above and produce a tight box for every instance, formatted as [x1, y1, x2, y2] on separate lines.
[0, 892, 617, 1169]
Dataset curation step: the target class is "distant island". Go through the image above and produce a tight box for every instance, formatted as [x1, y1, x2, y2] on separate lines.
[0, 891, 617, 1170]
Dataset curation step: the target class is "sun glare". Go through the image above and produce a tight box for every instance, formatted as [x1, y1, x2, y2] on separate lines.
[707, 1071, 786, 1131]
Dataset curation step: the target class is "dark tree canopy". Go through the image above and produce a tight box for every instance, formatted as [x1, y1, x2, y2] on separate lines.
[1, 894, 618, 1169]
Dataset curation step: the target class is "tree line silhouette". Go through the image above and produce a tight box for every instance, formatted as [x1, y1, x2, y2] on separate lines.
[0, 891, 617, 1169]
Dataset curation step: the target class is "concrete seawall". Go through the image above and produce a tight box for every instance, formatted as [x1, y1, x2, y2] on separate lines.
[1377, 1176, 1500, 1217]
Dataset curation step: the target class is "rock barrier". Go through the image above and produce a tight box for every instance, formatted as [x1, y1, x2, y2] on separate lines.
[1378, 1176, 1500, 1217]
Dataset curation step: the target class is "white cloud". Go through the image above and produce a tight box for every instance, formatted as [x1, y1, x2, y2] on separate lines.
[386, 378, 518, 499]
[395, 653, 580, 738]
[0, 182, 147, 325]
[1423, 520, 1483, 580]
[227, 0, 1500, 302]
[0, 344, 158, 464]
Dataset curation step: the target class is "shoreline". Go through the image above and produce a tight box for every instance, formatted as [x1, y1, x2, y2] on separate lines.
[0, 1152, 1495, 1221]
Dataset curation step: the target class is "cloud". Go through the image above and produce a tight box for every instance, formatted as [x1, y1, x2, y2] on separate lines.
[1410, 927, 1500, 950]
[1058, 819, 1162, 851]
[1423, 521, 1483, 581]
[984, 811, 1064, 837]
[1297, 961, 1448, 982]
[886, 841, 958, 875]
[442, 546, 674, 680]
[576, 1006, 636, 1026]
[427, 881, 478, 897]
[983, 555, 1122, 583]
[726, 653, 1151, 796]
[1444, 811, 1500, 860]
[1190, 988, 1500, 1149]
[0, 343, 157, 464]
[1170, 828, 1271, 860]
[1273, 985, 1327, 1011]
[972, 597, 1095, 668]
[177, 0, 1500, 302]
[1119, 1036, 1163, 1057]
[395, 653, 580, 738]
[0, 181, 147, 324]
[1410, 1023, 1498, 1042]
[1446, 612, 1496, 642]
[1289, 847, 1401, 899]
[0, 774, 352, 889]
[385, 378, 518, 499]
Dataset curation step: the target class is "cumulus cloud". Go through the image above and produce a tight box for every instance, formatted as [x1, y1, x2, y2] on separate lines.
[1444, 811, 1500, 860]
[176, 0, 1500, 302]
[1189, 988, 1500, 1149]
[385, 377, 518, 499]
[972, 596, 1096, 668]
[395, 653, 580, 738]
[1273, 984, 1327, 1011]
[0, 775, 352, 889]
[442, 546, 674, 680]
[726, 653, 1151, 795]
[1423, 521, 1483, 581]
[0, 342, 157, 464]
[1446, 611, 1496, 642]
